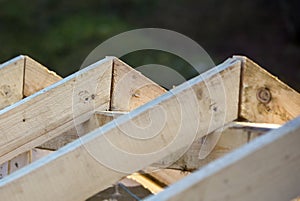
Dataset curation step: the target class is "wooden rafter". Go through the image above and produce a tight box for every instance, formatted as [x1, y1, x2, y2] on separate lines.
[145, 116, 300, 201]
[0, 55, 299, 201]
[0, 57, 241, 201]
[235, 56, 300, 123]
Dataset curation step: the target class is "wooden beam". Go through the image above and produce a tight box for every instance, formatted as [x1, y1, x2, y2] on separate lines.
[40, 111, 128, 150]
[39, 58, 167, 150]
[0, 57, 113, 164]
[0, 56, 25, 179]
[0, 56, 60, 178]
[111, 58, 167, 111]
[0, 58, 241, 201]
[23, 56, 61, 97]
[235, 56, 300, 124]
[8, 152, 31, 174]
[0, 56, 24, 110]
[144, 116, 300, 201]
[0, 57, 167, 174]
[166, 122, 278, 171]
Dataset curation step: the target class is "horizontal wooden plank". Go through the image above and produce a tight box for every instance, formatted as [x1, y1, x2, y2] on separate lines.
[145, 116, 300, 201]
[0, 57, 113, 164]
[0, 58, 241, 201]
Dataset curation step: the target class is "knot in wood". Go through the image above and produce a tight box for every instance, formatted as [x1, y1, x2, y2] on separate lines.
[256, 87, 271, 104]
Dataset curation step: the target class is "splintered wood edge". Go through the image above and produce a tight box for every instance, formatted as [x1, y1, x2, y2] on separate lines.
[145, 116, 300, 201]
[23, 56, 62, 97]
[234, 55, 300, 124]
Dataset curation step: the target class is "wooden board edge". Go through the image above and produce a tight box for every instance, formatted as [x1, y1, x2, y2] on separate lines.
[234, 55, 300, 124]
[144, 116, 300, 201]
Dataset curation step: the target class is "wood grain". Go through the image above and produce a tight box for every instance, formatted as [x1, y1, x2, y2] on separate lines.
[111, 58, 167, 111]
[168, 122, 276, 171]
[0, 58, 241, 201]
[0, 58, 112, 164]
[0, 56, 24, 110]
[235, 55, 300, 124]
[23, 56, 61, 97]
[145, 116, 300, 201]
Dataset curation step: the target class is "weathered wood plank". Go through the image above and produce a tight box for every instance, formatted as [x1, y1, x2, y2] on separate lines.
[144, 116, 300, 201]
[8, 152, 31, 174]
[0, 57, 112, 164]
[40, 111, 127, 150]
[0, 55, 59, 178]
[235, 55, 300, 124]
[0, 56, 24, 110]
[0, 58, 241, 201]
[0, 162, 8, 179]
[23, 56, 61, 97]
[39, 58, 167, 150]
[111, 58, 167, 111]
[167, 122, 278, 171]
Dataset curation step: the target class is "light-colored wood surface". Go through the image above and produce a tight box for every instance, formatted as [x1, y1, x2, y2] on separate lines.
[0, 56, 25, 179]
[145, 116, 300, 201]
[0, 58, 241, 201]
[0, 55, 59, 178]
[127, 173, 164, 194]
[0, 57, 112, 164]
[0, 56, 24, 110]
[37, 112, 126, 150]
[168, 122, 277, 171]
[8, 152, 31, 174]
[39, 57, 167, 150]
[111, 58, 166, 111]
[23, 56, 61, 97]
[144, 169, 189, 186]
[31, 148, 52, 162]
[0, 162, 8, 179]
[235, 55, 300, 124]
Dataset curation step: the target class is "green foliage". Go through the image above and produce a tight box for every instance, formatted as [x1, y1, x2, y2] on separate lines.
[0, 0, 299, 89]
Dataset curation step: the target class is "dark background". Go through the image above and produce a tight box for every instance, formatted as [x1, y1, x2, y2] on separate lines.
[0, 0, 299, 90]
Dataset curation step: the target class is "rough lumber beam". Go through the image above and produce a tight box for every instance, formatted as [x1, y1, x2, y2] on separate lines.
[0, 58, 241, 201]
[23, 56, 61, 97]
[0, 56, 24, 110]
[145, 116, 300, 201]
[111, 58, 166, 111]
[39, 58, 167, 150]
[0, 58, 112, 164]
[0, 56, 25, 178]
[0, 55, 61, 109]
[8, 152, 31, 174]
[235, 55, 300, 124]
[0, 55, 60, 177]
[167, 122, 279, 171]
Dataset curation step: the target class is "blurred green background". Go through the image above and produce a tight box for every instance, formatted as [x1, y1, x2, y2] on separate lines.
[0, 0, 299, 90]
